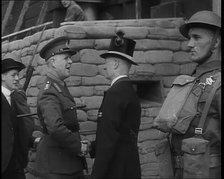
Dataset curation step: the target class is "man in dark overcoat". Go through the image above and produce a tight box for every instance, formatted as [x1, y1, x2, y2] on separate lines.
[2, 53, 35, 148]
[34, 36, 88, 179]
[90, 31, 141, 179]
[1, 57, 30, 179]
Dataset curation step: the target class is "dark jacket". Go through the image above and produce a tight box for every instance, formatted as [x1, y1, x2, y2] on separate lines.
[64, 3, 86, 22]
[90, 77, 141, 179]
[171, 60, 221, 178]
[48, 0, 65, 12]
[48, 0, 66, 28]
[11, 89, 35, 147]
[1, 93, 29, 173]
[35, 72, 86, 176]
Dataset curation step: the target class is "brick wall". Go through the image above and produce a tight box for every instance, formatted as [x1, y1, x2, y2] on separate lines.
[2, 18, 196, 178]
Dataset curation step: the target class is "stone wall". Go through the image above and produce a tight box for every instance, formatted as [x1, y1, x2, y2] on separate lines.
[2, 18, 196, 178]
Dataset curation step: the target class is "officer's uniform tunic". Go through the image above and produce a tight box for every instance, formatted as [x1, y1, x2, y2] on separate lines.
[35, 70, 86, 179]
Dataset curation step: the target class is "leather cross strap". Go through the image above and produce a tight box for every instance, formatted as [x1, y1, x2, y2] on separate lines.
[196, 72, 221, 133]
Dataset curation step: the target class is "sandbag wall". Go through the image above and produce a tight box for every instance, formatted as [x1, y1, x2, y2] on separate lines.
[2, 18, 196, 178]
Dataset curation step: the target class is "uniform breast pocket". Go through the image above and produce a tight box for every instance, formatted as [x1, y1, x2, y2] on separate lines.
[62, 103, 78, 127]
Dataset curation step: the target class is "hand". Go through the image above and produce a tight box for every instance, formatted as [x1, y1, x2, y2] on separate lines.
[33, 137, 41, 148]
[79, 140, 91, 156]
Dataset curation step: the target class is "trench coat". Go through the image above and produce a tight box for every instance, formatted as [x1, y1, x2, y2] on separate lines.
[34, 73, 86, 178]
[90, 77, 141, 179]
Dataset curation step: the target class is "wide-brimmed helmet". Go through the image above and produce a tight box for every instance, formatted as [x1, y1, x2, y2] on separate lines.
[179, 10, 221, 38]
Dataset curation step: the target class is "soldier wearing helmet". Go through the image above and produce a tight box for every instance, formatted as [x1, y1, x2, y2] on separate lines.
[170, 11, 221, 179]
[179, 10, 221, 64]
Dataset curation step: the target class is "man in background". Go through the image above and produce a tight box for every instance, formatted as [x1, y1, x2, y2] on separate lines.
[48, 0, 66, 28]
[60, 0, 86, 22]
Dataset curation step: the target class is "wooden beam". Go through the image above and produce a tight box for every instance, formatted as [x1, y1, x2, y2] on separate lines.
[2, 21, 53, 41]
[2, 0, 15, 35]
[135, 0, 142, 19]
[35, 1, 48, 26]
[14, 0, 31, 33]
[213, 0, 221, 17]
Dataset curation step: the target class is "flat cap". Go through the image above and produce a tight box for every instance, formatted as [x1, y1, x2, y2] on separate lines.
[40, 36, 76, 61]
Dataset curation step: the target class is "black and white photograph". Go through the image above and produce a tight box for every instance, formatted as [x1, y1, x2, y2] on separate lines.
[2, 0, 221, 179]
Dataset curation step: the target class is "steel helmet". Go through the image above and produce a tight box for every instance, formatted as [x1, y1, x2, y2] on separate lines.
[179, 10, 221, 38]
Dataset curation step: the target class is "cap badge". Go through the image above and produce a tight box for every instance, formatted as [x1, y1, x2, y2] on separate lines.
[115, 31, 125, 47]
[44, 81, 51, 90]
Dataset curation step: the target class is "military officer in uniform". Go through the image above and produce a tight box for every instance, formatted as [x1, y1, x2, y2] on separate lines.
[34, 36, 88, 179]
[171, 11, 221, 179]
[2, 57, 30, 179]
[89, 31, 141, 179]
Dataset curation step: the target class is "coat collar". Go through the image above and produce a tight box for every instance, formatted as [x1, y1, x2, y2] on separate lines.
[46, 69, 65, 86]
[45, 71, 74, 102]
[193, 60, 221, 77]
[111, 75, 128, 86]
[110, 76, 130, 88]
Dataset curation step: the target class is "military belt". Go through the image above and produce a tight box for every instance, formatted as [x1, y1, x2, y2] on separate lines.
[173, 155, 184, 169]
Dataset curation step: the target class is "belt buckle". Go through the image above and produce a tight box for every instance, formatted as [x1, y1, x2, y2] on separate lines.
[195, 128, 203, 135]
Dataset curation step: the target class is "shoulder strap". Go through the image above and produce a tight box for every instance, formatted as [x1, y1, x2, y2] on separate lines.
[196, 72, 221, 134]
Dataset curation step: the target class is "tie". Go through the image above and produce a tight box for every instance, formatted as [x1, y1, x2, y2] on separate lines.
[6, 94, 11, 105]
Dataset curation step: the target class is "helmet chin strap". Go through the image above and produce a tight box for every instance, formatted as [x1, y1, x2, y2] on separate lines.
[203, 29, 219, 61]
[209, 29, 219, 54]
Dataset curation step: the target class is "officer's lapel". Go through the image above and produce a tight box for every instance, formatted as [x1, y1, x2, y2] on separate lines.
[53, 82, 74, 102]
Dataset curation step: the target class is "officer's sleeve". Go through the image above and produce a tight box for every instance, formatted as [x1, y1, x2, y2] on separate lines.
[91, 91, 122, 179]
[38, 90, 81, 155]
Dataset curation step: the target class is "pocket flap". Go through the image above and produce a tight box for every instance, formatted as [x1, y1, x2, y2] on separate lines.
[181, 137, 209, 154]
[172, 75, 196, 86]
